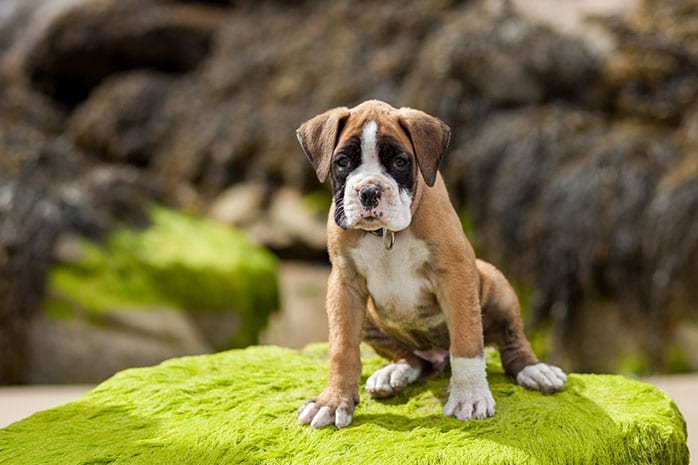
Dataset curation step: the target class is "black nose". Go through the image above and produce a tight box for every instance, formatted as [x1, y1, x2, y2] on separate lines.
[359, 185, 382, 209]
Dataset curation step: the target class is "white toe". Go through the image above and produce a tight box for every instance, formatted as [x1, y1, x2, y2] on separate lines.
[443, 384, 496, 421]
[334, 408, 353, 428]
[443, 356, 496, 421]
[517, 363, 567, 393]
[298, 402, 318, 424]
[366, 363, 421, 398]
[310, 406, 334, 429]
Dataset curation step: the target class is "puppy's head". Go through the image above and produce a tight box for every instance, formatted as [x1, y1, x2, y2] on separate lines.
[297, 100, 451, 231]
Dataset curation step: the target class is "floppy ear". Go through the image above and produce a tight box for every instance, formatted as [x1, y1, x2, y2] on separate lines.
[296, 106, 351, 183]
[397, 107, 451, 187]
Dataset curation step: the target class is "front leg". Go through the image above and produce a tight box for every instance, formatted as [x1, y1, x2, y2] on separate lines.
[298, 266, 366, 429]
[438, 258, 496, 421]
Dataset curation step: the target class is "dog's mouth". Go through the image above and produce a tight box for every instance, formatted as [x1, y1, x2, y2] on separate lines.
[347, 206, 412, 234]
[353, 210, 385, 229]
[354, 217, 383, 231]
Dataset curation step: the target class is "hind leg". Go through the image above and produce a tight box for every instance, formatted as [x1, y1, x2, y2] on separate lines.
[362, 316, 431, 399]
[477, 259, 567, 393]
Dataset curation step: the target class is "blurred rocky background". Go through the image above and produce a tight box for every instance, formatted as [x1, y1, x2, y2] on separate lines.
[0, 0, 696, 383]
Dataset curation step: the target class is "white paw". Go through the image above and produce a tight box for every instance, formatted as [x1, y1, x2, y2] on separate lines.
[365, 362, 421, 398]
[297, 401, 354, 429]
[443, 356, 495, 421]
[297, 391, 357, 429]
[516, 363, 567, 393]
[443, 383, 496, 420]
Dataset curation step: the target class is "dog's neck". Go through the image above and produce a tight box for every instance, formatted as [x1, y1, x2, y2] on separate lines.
[365, 228, 396, 250]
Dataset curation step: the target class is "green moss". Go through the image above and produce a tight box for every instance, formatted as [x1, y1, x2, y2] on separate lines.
[302, 189, 332, 216]
[528, 321, 554, 363]
[508, 279, 533, 317]
[666, 344, 692, 374]
[46, 206, 280, 347]
[618, 345, 692, 377]
[0, 345, 688, 465]
[458, 207, 477, 245]
[42, 298, 76, 320]
[618, 353, 653, 377]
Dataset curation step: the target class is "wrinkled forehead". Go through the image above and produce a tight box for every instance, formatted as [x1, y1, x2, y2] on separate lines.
[335, 104, 414, 154]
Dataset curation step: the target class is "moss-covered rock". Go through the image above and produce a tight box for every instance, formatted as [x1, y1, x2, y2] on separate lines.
[46, 206, 280, 348]
[0, 345, 688, 464]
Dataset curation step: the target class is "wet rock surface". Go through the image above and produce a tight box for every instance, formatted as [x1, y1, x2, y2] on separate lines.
[25, 309, 212, 384]
[20, 0, 223, 107]
[0, 82, 157, 382]
[28, 207, 280, 384]
[0, 0, 697, 379]
[455, 106, 696, 370]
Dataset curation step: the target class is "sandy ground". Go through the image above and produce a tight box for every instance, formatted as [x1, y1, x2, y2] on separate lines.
[0, 384, 93, 428]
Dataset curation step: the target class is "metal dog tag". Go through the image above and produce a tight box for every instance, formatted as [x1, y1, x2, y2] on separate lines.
[382, 229, 395, 250]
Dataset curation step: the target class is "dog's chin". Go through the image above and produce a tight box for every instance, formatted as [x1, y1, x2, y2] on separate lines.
[334, 198, 413, 232]
[338, 215, 412, 232]
[354, 217, 385, 231]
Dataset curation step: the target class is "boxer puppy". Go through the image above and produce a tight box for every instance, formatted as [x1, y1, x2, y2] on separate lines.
[296, 100, 566, 429]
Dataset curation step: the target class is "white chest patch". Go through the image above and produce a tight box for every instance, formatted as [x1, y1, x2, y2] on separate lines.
[350, 231, 443, 331]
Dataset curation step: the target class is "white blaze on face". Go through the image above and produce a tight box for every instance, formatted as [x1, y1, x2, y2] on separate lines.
[361, 120, 380, 170]
[342, 120, 413, 231]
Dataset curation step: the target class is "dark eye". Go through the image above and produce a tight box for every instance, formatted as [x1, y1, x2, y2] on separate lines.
[392, 155, 409, 170]
[334, 155, 351, 169]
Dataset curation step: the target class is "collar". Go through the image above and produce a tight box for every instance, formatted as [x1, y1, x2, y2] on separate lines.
[365, 228, 395, 250]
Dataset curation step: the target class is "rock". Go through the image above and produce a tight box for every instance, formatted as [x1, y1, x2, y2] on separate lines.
[68, 71, 175, 165]
[451, 103, 696, 371]
[24, 309, 211, 384]
[209, 184, 328, 259]
[45, 206, 280, 359]
[259, 262, 329, 349]
[0, 95, 158, 383]
[0, 0, 47, 81]
[0, 162, 61, 384]
[166, 0, 448, 192]
[601, 0, 698, 123]
[401, 3, 601, 123]
[673, 323, 698, 372]
[207, 183, 267, 227]
[642, 154, 698, 319]
[0, 345, 689, 465]
[187, 311, 241, 353]
[8, 0, 602, 199]
[149, 87, 266, 205]
[5, 207, 239, 386]
[0, 84, 64, 133]
[20, 0, 223, 106]
[249, 187, 327, 258]
[510, 0, 641, 54]
[0, 0, 696, 377]
[679, 101, 698, 147]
